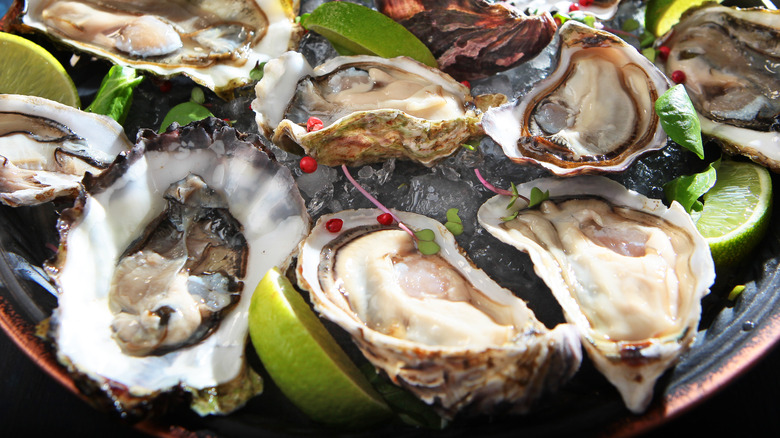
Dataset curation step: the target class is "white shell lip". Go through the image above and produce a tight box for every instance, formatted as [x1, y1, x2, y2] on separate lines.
[482, 21, 671, 176]
[478, 176, 716, 413]
[46, 119, 311, 415]
[297, 208, 583, 418]
[0, 94, 133, 206]
[19, 0, 302, 96]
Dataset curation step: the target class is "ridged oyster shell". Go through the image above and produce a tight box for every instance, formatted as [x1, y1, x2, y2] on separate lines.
[478, 176, 715, 413]
[252, 52, 484, 166]
[296, 208, 582, 419]
[46, 118, 310, 418]
[482, 21, 670, 176]
[657, 4, 780, 172]
[0, 94, 132, 207]
[15, 0, 302, 97]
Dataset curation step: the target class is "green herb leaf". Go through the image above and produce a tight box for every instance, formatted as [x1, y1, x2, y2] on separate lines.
[417, 240, 440, 255]
[444, 208, 464, 236]
[642, 47, 656, 62]
[501, 210, 519, 222]
[506, 182, 520, 209]
[159, 101, 214, 133]
[622, 18, 640, 32]
[461, 137, 479, 151]
[249, 62, 267, 81]
[414, 229, 436, 242]
[655, 84, 704, 159]
[446, 208, 462, 224]
[85, 65, 144, 125]
[528, 187, 550, 208]
[663, 158, 720, 213]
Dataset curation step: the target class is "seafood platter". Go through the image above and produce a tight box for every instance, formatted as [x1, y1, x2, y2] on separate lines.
[0, 0, 779, 436]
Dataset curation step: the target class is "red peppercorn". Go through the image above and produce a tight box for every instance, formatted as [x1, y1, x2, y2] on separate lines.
[579, 0, 594, 7]
[377, 213, 393, 226]
[325, 218, 343, 233]
[671, 70, 686, 84]
[299, 156, 318, 173]
[306, 117, 324, 132]
[460, 80, 471, 89]
[159, 81, 173, 93]
[657, 46, 671, 61]
[569, 3, 580, 12]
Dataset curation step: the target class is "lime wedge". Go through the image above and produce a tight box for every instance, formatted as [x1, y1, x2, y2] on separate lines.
[693, 160, 773, 268]
[645, 0, 723, 37]
[303, 2, 437, 67]
[0, 31, 80, 107]
[248, 267, 392, 427]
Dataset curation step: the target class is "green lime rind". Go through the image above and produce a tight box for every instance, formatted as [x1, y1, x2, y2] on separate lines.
[303, 2, 437, 67]
[645, 0, 723, 37]
[248, 268, 392, 428]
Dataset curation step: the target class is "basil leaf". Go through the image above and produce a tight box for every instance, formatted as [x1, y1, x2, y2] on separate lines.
[663, 158, 720, 213]
[655, 84, 704, 159]
[85, 65, 144, 125]
[159, 101, 214, 133]
[528, 187, 550, 208]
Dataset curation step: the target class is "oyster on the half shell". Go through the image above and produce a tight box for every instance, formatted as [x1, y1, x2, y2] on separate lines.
[13, 0, 302, 97]
[482, 21, 670, 176]
[478, 176, 715, 413]
[296, 208, 582, 419]
[252, 52, 489, 166]
[46, 119, 310, 418]
[657, 4, 780, 172]
[0, 94, 132, 207]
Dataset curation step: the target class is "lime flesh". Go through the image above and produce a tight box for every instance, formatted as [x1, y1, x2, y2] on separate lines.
[645, 0, 722, 37]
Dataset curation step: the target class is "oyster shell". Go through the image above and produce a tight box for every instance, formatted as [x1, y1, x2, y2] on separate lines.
[478, 176, 715, 413]
[0, 94, 132, 207]
[296, 208, 582, 419]
[657, 4, 780, 172]
[14, 0, 302, 97]
[46, 118, 310, 418]
[252, 52, 484, 166]
[482, 21, 671, 176]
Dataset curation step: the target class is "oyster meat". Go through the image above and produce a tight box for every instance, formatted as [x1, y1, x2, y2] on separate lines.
[0, 94, 132, 207]
[478, 176, 715, 413]
[46, 118, 310, 418]
[482, 21, 670, 176]
[14, 0, 302, 97]
[252, 52, 485, 166]
[658, 4, 780, 172]
[296, 208, 582, 419]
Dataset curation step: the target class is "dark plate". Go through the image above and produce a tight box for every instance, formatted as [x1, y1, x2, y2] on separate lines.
[1, 0, 780, 436]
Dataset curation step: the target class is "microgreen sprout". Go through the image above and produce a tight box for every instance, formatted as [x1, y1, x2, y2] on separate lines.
[528, 187, 550, 208]
[444, 208, 463, 236]
[249, 61, 267, 81]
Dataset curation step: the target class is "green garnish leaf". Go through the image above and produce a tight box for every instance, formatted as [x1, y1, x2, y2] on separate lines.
[360, 364, 446, 429]
[414, 229, 436, 242]
[663, 158, 720, 213]
[622, 18, 640, 32]
[85, 65, 144, 125]
[506, 182, 520, 209]
[461, 138, 479, 151]
[190, 87, 205, 104]
[639, 30, 656, 48]
[159, 101, 214, 133]
[501, 210, 520, 222]
[446, 208, 462, 224]
[250, 62, 267, 81]
[296, 13, 310, 25]
[655, 84, 704, 159]
[444, 208, 464, 236]
[528, 187, 550, 208]
[642, 47, 656, 62]
[728, 284, 746, 301]
[417, 240, 441, 255]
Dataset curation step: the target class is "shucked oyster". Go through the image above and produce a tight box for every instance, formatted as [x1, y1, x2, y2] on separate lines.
[296, 209, 582, 419]
[478, 176, 715, 413]
[46, 119, 310, 418]
[0, 94, 132, 207]
[252, 52, 486, 166]
[12, 0, 302, 97]
[657, 4, 780, 172]
[482, 21, 670, 176]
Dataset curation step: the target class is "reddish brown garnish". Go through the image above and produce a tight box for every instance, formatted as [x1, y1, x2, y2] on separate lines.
[325, 218, 343, 233]
[300, 156, 318, 173]
[377, 213, 393, 225]
[657, 45, 671, 61]
[671, 70, 686, 84]
[306, 117, 324, 132]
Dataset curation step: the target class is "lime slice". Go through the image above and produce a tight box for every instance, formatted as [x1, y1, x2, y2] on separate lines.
[303, 2, 437, 67]
[693, 160, 773, 268]
[248, 267, 392, 427]
[645, 0, 722, 37]
[0, 31, 80, 107]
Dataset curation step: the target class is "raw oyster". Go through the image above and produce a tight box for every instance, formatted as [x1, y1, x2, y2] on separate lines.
[0, 94, 132, 207]
[375, 0, 558, 81]
[657, 4, 780, 172]
[46, 118, 310, 418]
[252, 52, 485, 166]
[13, 0, 302, 97]
[296, 208, 582, 419]
[478, 176, 715, 413]
[482, 21, 670, 176]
